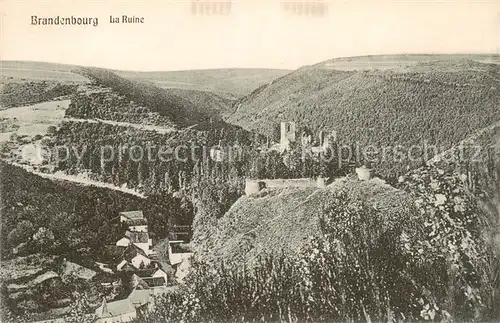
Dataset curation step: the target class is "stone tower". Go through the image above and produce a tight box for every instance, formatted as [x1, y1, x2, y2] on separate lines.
[280, 121, 296, 151]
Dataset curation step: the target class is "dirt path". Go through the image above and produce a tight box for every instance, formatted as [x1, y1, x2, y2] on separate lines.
[62, 117, 176, 134]
[9, 161, 145, 198]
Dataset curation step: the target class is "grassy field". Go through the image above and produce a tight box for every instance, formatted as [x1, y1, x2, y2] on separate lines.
[0, 100, 70, 142]
[0, 61, 88, 83]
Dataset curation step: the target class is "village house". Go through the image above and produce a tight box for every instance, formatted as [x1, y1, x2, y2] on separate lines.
[129, 266, 169, 289]
[117, 245, 152, 270]
[95, 285, 175, 322]
[128, 286, 175, 313]
[95, 210, 177, 322]
[116, 210, 153, 255]
[126, 218, 148, 232]
[119, 210, 145, 223]
[116, 230, 152, 255]
[94, 298, 137, 323]
[168, 240, 193, 282]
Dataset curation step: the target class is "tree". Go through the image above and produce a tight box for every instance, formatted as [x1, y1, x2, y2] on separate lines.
[7, 220, 35, 247]
[32, 227, 55, 251]
[65, 292, 93, 323]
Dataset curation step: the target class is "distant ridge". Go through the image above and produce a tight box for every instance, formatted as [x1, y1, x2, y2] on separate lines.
[1, 60, 290, 98]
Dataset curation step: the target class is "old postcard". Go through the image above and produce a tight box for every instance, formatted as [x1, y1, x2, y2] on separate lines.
[0, 0, 499, 322]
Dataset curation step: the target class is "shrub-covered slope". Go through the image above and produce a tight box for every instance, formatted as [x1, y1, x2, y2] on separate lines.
[417, 120, 500, 258]
[194, 176, 413, 267]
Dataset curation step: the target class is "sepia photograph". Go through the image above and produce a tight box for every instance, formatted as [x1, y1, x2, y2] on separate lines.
[0, 0, 499, 322]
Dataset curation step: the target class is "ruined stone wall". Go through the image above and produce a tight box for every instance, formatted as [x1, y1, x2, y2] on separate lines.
[245, 178, 328, 196]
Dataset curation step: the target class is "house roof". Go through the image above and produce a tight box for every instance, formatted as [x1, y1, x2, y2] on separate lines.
[117, 236, 131, 243]
[128, 288, 152, 307]
[132, 274, 152, 290]
[132, 275, 166, 289]
[128, 286, 174, 307]
[123, 245, 149, 262]
[120, 211, 144, 220]
[153, 268, 167, 276]
[126, 218, 148, 226]
[117, 260, 136, 271]
[95, 298, 136, 318]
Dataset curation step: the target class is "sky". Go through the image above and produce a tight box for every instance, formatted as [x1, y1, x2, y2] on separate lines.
[1, 0, 499, 71]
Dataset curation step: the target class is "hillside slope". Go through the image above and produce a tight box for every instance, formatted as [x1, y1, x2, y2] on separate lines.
[423, 120, 500, 254]
[228, 57, 500, 177]
[194, 176, 412, 266]
[76, 68, 260, 128]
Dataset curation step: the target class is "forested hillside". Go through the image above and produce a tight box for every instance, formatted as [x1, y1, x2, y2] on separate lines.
[159, 123, 500, 322]
[147, 161, 498, 321]
[0, 161, 186, 261]
[0, 81, 78, 109]
[76, 68, 234, 128]
[66, 90, 176, 127]
[48, 120, 252, 192]
[228, 59, 500, 178]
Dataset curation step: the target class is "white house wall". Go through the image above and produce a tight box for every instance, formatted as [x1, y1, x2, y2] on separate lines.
[132, 254, 151, 269]
[152, 269, 168, 284]
[169, 252, 193, 266]
[128, 225, 148, 232]
[133, 243, 150, 255]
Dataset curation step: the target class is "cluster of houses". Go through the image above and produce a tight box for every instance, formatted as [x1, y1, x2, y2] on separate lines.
[94, 211, 193, 323]
[115, 211, 155, 271]
[94, 286, 172, 323]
